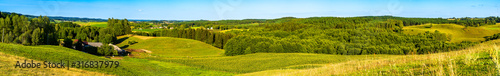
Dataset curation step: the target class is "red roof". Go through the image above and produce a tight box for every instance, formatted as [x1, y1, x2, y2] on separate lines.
[83, 41, 88, 45]
[73, 39, 89, 45]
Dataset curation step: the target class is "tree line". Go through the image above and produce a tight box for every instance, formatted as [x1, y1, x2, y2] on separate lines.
[484, 33, 500, 42]
[0, 13, 58, 45]
[224, 17, 477, 56]
[0, 12, 130, 56]
[363, 16, 497, 27]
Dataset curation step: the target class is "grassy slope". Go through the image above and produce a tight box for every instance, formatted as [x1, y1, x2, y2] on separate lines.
[239, 39, 500, 76]
[74, 21, 107, 27]
[132, 29, 162, 32]
[0, 43, 233, 76]
[116, 35, 225, 57]
[114, 35, 396, 74]
[0, 52, 111, 76]
[403, 23, 500, 42]
[147, 53, 396, 74]
[218, 29, 247, 33]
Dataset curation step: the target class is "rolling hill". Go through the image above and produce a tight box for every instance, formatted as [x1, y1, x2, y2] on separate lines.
[0, 43, 234, 76]
[239, 39, 500, 76]
[114, 35, 399, 74]
[403, 23, 500, 42]
[0, 52, 110, 76]
[73, 21, 108, 27]
[115, 35, 225, 57]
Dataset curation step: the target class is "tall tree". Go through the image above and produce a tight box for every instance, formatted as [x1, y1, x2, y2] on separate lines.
[31, 28, 41, 45]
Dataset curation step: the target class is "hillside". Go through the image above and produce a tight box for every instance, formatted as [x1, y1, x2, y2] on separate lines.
[113, 35, 398, 73]
[0, 52, 110, 76]
[110, 33, 500, 75]
[0, 43, 234, 76]
[2, 35, 498, 75]
[115, 35, 225, 57]
[403, 23, 500, 42]
[73, 21, 108, 27]
[239, 39, 500, 76]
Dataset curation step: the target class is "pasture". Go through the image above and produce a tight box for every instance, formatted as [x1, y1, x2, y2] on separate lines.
[403, 23, 500, 42]
[74, 21, 108, 27]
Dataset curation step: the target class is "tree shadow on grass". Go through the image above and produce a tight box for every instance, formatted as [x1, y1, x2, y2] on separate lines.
[114, 37, 129, 44]
[120, 45, 129, 49]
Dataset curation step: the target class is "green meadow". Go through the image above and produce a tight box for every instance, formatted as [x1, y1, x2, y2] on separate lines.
[73, 21, 108, 27]
[110, 35, 398, 74]
[112, 34, 500, 75]
[240, 39, 500, 76]
[116, 35, 225, 57]
[132, 29, 162, 32]
[0, 43, 234, 76]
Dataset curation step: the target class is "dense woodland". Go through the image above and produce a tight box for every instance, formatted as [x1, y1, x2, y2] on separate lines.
[0, 12, 130, 56]
[363, 16, 500, 27]
[0, 13, 58, 45]
[163, 19, 266, 29]
[223, 17, 477, 56]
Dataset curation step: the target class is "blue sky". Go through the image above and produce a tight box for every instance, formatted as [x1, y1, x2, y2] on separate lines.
[0, 0, 499, 20]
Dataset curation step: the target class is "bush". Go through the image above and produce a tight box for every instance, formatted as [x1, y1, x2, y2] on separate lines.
[128, 40, 137, 45]
[97, 45, 115, 56]
[62, 38, 73, 48]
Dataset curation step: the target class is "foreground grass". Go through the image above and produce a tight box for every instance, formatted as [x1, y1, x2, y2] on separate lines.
[116, 35, 225, 57]
[0, 43, 233, 76]
[348, 51, 497, 75]
[0, 52, 111, 76]
[239, 39, 500, 76]
[144, 53, 396, 74]
[403, 23, 500, 42]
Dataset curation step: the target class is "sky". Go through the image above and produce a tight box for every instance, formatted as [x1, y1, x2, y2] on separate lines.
[0, 0, 499, 20]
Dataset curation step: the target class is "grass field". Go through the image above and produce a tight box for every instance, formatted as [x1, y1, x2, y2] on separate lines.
[73, 21, 108, 27]
[132, 29, 162, 32]
[0, 52, 111, 76]
[116, 35, 225, 57]
[403, 23, 500, 42]
[236, 23, 260, 26]
[0, 43, 234, 76]
[113, 35, 396, 74]
[112, 34, 500, 75]
[238, 39, 500, 76]
[147, 53, 396, 73]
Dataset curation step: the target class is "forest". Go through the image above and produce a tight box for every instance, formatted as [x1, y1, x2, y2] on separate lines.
[223, 17, 478, 56]
[0, 12, 131, 56]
